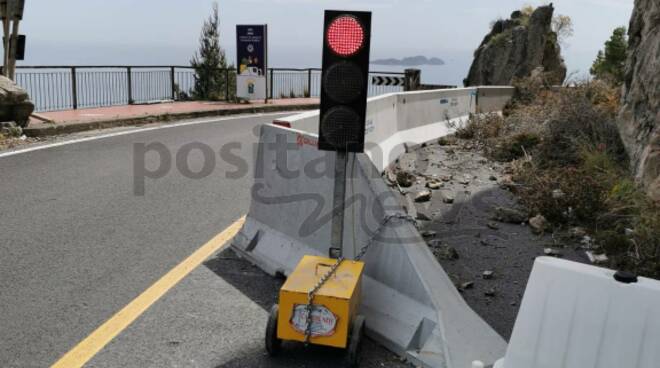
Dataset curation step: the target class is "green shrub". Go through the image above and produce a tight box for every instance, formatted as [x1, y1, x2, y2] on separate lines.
[488, 31, 509, 47]
[492, 132, 540, 161]
[515, 165, 607, 226]
[455, 113, 504, 141]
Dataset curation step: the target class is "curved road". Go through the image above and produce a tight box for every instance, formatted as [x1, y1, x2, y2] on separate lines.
[0, 113, 403, 368]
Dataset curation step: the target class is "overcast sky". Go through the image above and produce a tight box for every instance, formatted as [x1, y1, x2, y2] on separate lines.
[19, 0, 634, 82]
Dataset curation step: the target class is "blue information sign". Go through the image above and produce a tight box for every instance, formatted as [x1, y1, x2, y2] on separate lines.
[236, 25, 268, 100]
[236, 25, 267, 76]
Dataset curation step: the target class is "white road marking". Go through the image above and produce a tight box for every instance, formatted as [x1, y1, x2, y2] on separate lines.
[0, 112, 292, 159]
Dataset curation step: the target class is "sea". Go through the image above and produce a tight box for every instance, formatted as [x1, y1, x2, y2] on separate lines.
[20, 42, 473, 87]
[17, 43, 475, 111]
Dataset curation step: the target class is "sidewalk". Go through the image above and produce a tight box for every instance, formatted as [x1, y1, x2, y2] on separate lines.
[25, 98, 319, 137]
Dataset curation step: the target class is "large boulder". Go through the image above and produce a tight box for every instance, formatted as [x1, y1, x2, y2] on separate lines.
[465, 4, 567, 86]
[0, 75, 34, 128]
[618, 0, 660, 202]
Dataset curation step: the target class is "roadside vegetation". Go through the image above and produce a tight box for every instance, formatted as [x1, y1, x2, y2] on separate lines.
[190, 2, 237, 101]
[487, 5, 573, 48]
[0, 125, 38, 150]
[590, 26, 628, 86]
[456, 74, 660, 279]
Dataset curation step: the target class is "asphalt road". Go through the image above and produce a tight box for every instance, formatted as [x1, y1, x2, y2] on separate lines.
[0, 114, 405, 368]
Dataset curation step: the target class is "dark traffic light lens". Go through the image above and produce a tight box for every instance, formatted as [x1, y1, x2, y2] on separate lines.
[320, 106, 361, 148]
[323, 61, 364, 103]
[327, 16, 365, 57]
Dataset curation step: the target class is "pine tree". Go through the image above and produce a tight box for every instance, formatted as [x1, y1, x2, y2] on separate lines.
[191, 2, 230, 100]
[590, 27, 628, 85]
[591, 51, 605, 74]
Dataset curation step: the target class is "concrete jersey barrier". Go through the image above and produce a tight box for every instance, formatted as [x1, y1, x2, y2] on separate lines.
[232, 87, 515, 367]
[278, 87, 514, 171]
[233, 125, 508, 367]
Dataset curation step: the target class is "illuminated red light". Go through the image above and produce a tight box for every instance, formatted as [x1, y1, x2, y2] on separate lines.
[327, 16, 364, 56]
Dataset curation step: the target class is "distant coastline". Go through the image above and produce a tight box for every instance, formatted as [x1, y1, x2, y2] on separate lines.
[371, 55, 445, 66]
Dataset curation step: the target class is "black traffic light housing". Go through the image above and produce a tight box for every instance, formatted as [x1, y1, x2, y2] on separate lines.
[15, 35, 25, 60]
[318, 10, 372, 153]
[3, 35, 26, 60]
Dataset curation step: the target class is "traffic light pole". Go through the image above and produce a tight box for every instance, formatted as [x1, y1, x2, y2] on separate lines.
[1, 0, 26, 80]
[7, 17, 19, 79]
[1, 2, 9, 77]
[321, 10, 371, 261]
[330, 150, 348, 259]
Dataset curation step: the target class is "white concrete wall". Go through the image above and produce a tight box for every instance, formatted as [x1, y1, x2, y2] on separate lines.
[275, 86, 514, 171]
[477, 86, 516, 113]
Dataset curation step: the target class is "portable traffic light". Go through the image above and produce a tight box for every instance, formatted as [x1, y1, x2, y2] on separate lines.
[318, 10, 372, 153]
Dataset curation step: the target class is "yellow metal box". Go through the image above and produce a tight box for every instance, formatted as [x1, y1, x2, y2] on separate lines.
[277, 255, 364, 348]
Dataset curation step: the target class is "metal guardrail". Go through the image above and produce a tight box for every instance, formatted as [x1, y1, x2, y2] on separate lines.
[268, 68, 405, 100]
[13, 66, 406, 112]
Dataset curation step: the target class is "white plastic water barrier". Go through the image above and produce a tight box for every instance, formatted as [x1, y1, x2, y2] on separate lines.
[495, 257, 660, 368]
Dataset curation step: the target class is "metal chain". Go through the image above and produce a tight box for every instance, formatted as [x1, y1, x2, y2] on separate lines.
[305, 256, 344, 343]
[355, 213, 416, 261]
[303, 212, 415, 343]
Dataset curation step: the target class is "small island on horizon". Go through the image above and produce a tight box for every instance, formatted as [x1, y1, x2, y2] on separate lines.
[371, 55, 445, 66]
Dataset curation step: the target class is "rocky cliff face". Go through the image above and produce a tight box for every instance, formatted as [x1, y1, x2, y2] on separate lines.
[619, 0, 660, 201]
[465, 5, 567, 86]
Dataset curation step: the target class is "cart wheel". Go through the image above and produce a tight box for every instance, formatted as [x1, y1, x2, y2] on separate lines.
[346, 314, 365, 368]
[265, 304, 281, 356]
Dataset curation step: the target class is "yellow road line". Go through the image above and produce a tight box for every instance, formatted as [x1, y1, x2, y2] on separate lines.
[51, 216, 246, 368]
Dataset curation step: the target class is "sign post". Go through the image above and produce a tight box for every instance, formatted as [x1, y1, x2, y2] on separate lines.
[0, 0, 25, 79]
[318, 10, 372, 259]
[1, 1, 9, 77]
[236, 24, 268, 101]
